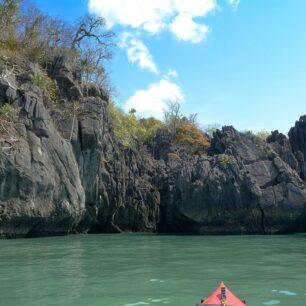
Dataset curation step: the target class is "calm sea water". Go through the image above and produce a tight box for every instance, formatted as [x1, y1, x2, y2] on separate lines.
[0, 234, 305, 306]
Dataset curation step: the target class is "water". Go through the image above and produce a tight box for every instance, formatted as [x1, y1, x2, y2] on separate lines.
[0, 234, 306, 306]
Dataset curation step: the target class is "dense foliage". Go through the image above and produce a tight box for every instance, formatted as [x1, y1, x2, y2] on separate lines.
[0, 0, 114, 88]
[109, 102, 164, 147]
[109, 101, 211, 155]
[175, 122, 210, 154]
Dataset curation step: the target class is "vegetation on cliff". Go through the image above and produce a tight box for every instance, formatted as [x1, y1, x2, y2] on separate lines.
[0, 0, 114, 88]
[1, 0, 306, 238]
[0, 0, 210, 157]
[109, 100, 210, 155]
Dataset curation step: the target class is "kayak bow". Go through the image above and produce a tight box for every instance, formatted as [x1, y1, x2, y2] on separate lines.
[197, 282, 246, 306]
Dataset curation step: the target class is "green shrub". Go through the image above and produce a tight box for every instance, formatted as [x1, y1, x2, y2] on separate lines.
[226, 136, 237, 146]
[217, 153, 236, 165]
[32, 72, 45, 88]
[32, 70, 59, 103]
[109, 102, 165, 147]
[137, 117, 164, 144]
[0, 103, 16, 119]
[109, 102, 134, 147]
[0, 104, 17, 137]
[256, 130, 270, 141]
[263, 145, 278, 159]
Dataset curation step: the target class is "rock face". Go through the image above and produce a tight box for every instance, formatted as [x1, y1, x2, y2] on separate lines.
[288, 116, 306, 180]
[158, 128, 306, 234]
[0, 56, 306, 238]
[0, 62, 85, 237]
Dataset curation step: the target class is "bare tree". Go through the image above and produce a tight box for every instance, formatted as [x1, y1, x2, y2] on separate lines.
[0, 1, 115, 89]
[164, 100, 182, 138]
[70, 15, 114, 51]
[69, 15, 115, 87]
[0, 0, 19, 44]
[188, 113, 198, 124]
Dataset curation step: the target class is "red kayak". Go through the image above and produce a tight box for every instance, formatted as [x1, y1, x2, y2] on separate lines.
[197, 282, 246, 306]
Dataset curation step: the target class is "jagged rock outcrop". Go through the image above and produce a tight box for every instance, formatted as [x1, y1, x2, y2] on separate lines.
[157, 127, 306, 234]
[267, 130, 300, 174]
[0, 62, 85, 237]
[0, 55, 306, 238]
[92, 143, 160, 233]
[0, 55, 161, 237]
[45, 56, 160, 234]
[288, 116, 306, 180]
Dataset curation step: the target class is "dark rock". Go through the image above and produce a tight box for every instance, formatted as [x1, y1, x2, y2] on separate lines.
[289, 116, 306, 180]
[0, 86, 85, 238]
[1, 54, 306, 238]
[289, 116, 306, 158]
[154, 129, 172, 160]
[0, 68, 18, 105]
[158, 128, 306, 234]
[267, 130, 301, 174]
[46, 55, 83, 101]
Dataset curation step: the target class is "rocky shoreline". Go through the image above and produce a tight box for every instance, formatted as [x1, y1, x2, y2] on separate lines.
[1, 55, 306, 238]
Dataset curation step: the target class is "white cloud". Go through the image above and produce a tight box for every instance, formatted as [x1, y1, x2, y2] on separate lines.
[88, 0, 172, 30]
[88, 0, 216, 43]
[170, 13, 209, 43]
[172, 0, 216, 17]
[143, 21, 166, 34]
[124, 79, 185, 118]
[120, 32, 158, 73]
[167, 69, 178, 79]
[228, 0, 240, 11]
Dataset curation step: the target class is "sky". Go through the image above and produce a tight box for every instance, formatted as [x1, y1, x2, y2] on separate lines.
[32, 0, 306, 133]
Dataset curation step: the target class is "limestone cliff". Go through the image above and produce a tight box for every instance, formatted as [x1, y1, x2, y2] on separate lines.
[0, 56, 305, 238]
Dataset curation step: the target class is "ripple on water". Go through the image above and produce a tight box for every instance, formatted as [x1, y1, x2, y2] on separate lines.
[278, 290, 297, 296]
[263, 300, 280, 305]
[149, 279, 164, 283]
[149, 297, 169, 303]
[125, 302, 150, 306]
[125, 298, 170, 306]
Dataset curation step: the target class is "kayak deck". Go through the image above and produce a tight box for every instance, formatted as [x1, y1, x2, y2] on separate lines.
[197, 282, 246, 306]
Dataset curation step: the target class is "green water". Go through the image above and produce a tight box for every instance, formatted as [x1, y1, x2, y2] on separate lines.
[0, 234, 306, 306]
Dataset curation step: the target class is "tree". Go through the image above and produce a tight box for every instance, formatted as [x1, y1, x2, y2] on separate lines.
[175, 122, 210, 154]
[129, 108, 137, 115]
[0, 1, 115, 90]
[70, 15, 115, 87]
[0, 0, 20, 49]
[137, 117, 164, 144]
[164, 100, 182, 138]
[70, 15, 114, 51]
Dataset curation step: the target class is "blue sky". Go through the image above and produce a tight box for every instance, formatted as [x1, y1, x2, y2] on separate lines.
[33, 0, 306, 133]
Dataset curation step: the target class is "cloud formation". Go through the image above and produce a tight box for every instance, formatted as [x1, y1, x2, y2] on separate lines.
[88, 0, 216, 43]
[167, 69, 178, 79]
[124, 79, 185, 118]
[170, 13, 209, 43]
[228, 0, 240, 11]
[120, 33, 158, 73]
